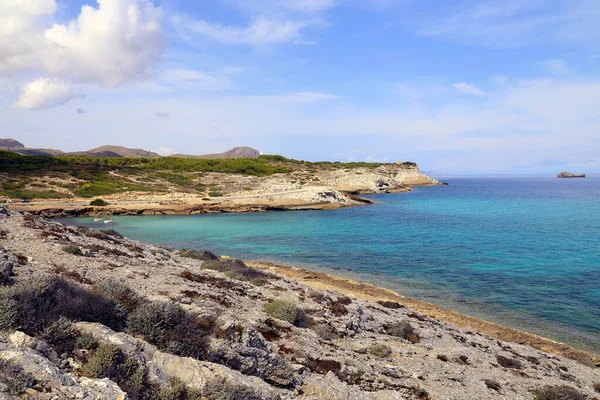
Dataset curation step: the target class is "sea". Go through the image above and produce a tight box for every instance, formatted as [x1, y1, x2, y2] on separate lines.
[59, 175, 600, 353]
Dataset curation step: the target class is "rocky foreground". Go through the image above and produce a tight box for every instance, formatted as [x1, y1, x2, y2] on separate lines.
[1, 207, 599, 399]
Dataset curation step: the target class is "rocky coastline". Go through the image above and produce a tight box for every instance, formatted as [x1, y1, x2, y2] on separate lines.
[6, 164, 441, 217]
[1, 207, 599, 399]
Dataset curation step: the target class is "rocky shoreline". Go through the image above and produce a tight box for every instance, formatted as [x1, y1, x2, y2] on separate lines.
[1, 207, 599, 399]
[5, 164, 440, 217]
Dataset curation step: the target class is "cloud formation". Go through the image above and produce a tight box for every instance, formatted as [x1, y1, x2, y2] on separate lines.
[452, 82, 487, 96]
[0, 0, 57, 73]
[179, 17, 306, 46]
[154, 112, 169, 119]
[1, 0, 165, 109]
[12, 78, 79, 110]
[418, 0, 600, 48]
[537, 59, 569, 75]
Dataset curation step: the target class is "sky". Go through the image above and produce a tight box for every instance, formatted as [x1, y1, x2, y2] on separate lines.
[1, 0, 599, 174]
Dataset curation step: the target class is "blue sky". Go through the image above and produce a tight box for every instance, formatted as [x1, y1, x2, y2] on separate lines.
[1, 0, 599, 173]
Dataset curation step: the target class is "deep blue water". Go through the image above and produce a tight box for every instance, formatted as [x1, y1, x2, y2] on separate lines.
[60, 176, 600, 353]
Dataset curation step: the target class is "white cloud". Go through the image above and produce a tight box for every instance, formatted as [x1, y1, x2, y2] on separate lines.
[43, 0, 164, 87]
[417, 0, 600, 48]
[0, 0, 57, 73]
[247, 92, 341, 104]
[12, 78, 79, 110]
[452, 82, 487, 96]
[160, 68, 232, 90]
[180, 17, 306, 46]
[1, 0, 165, 109]
[154, 146, 176, 156]
[537, 58, 569, 75]
[154, 112, 169, 119]
[218, 0, 337, 14]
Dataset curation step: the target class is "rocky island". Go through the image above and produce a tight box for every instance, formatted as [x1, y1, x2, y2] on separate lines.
[1, 207, 599, 399]
[557, 172, 586, 178]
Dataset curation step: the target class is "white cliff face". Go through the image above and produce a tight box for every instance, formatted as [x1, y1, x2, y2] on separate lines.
[318, 165, 439, 193]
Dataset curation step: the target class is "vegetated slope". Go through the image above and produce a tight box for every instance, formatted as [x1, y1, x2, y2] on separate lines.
[68, 145, 161, 158]
[173, 146, 261, 159]
[0, 150, 413, 201]
[0, 209, 599, 399]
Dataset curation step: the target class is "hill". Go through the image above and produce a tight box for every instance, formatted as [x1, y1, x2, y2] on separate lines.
[0, 138, 25, 149]
[173, 146, 261, 159]
[69, 145, 161, 158]
[0, 138, 64, 157]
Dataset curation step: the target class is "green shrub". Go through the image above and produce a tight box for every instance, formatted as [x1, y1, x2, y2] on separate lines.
[0, 359, 36, 395]
[0, 277, 126, 334]
[496, 355, 523, 369]
[387, 321, 420, 344]
[533, 385, 585, 400]
[0, 258, 14, 286]
[82, 343, 144, 394]
[154, 378, 204, 400]
[178, 249, 219, 261]
[76, 333, 99, 351]
[367, 343, 391, 358]
[201, 259, 273, 286]
[40, 316, 79, 355]
[264, 300, 308, 327]
[90, 199, 109, 206]
[127, 301, 210, 359]
[63, 244, 83, 256]
[94, 279, 142, 319]
[484, 379, 502, 392]
[203, 378, 268, 400]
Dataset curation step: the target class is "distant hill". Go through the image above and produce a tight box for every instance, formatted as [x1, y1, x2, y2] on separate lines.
[0, 138, 64, 156]
[14, 148, 65, 156]
[68, 145, 161, 158]
[0, 139, 259, 160]
[0, 138, 25, 149]
[173, 146, 261, 159]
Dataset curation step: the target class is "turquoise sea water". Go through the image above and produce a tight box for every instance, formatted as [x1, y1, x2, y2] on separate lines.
[61, 176, 600, 353]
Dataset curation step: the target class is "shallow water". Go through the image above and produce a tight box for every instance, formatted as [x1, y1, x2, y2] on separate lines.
[60, 176, 600, 353]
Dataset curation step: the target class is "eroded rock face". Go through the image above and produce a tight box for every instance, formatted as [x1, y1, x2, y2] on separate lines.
[0, 338, 127, 399]
[75, 322, 283, 398]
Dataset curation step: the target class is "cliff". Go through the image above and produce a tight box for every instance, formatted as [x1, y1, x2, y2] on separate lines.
[0, 208, 599, 399]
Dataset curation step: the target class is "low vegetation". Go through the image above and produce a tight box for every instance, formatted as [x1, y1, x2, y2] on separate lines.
[264, 300, 308, 327]
[533, 385, 585, 400]
[0, 359, 36, 395]
[89, 198, 109, 206]
[179, 248, 219, 261]
[200, 259, 275, 286]
[386, 321, 420, 344]
[0, 276, 229, 399]
[0, 149, 418, 200]
[496, 355, 523, 370]
[367, 343, 391, 358]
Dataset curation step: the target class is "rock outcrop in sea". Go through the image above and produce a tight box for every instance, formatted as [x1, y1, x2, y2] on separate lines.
[0, 207, 599, 399]
[557, 171, 586, 178]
